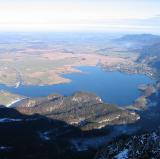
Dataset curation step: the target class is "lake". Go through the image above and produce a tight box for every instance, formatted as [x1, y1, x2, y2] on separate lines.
[0, 66, 154, 106]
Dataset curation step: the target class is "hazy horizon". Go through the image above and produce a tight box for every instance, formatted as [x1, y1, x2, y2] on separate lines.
[0, 0, 159, 33]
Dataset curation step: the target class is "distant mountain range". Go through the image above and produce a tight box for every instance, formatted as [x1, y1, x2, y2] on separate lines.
[115, 34, 160, 74]
[117, 34, 160, 43]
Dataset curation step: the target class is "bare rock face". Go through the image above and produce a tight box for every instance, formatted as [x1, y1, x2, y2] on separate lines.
[15, 92, 139, 131]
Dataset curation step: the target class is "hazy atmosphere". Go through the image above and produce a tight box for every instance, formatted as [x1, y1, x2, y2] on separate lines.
[0, 0, 160, 32]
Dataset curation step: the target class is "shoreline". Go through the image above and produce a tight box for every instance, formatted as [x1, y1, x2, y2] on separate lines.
[0, 65, 156, 87]
[6, 98, 27, 107]
[0, 65, 156, 108]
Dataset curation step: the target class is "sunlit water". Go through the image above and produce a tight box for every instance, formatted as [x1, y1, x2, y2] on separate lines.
[0, 66, 154, 106]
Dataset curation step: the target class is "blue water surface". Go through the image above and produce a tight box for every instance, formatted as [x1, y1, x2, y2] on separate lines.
[0, 66, 154, 106]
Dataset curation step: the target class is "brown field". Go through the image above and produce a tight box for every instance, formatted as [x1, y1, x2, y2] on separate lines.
[0, 48, 137, 87]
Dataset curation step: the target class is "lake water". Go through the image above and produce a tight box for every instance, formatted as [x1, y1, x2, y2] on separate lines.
[0, 66, 154, 106]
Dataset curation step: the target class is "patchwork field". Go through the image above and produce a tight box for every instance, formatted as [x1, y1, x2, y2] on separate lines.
[0, 33, 155, 87]
[0, 50, 138, 87]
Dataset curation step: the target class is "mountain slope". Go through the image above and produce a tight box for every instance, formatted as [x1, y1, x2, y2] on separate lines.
[0, 92, 140, 159]
[95, 129, 160, 159]
[14, 92, 139, 131]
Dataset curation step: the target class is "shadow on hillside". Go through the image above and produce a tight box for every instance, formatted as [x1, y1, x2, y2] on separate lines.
[1, 96, 160, 159]
[0, 106, 98, 159]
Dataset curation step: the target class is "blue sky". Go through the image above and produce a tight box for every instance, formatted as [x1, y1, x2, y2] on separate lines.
[0, 0, 159, 33]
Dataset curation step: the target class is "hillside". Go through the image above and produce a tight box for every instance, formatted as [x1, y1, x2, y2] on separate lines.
[95, 129, 160, 159]
[95, 88, 160, 159]
[0, 92, 140, 159]
[115, 34, 160, 49]
[14, 92, 139, 131]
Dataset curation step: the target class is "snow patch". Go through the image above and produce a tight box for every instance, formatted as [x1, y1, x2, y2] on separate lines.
[96, 97, 103, 103]
[130, 112, 136, 115]
[96, 124, 106, 129]
[70, 118, 86, 126]
[6, 98, 24, 107]
[136, 116, 140, 120]
[39, 131, 50, 141]
[99, 115, 120, 124]
[0, 146, 12, 151]
[152, 132, 158, 142]
[114, 149, 128, 159]
[0, 118, 22, 123]
[72, 97, 79, 102]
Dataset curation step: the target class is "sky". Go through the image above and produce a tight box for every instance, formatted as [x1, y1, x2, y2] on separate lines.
[0, 0, 160, 33]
